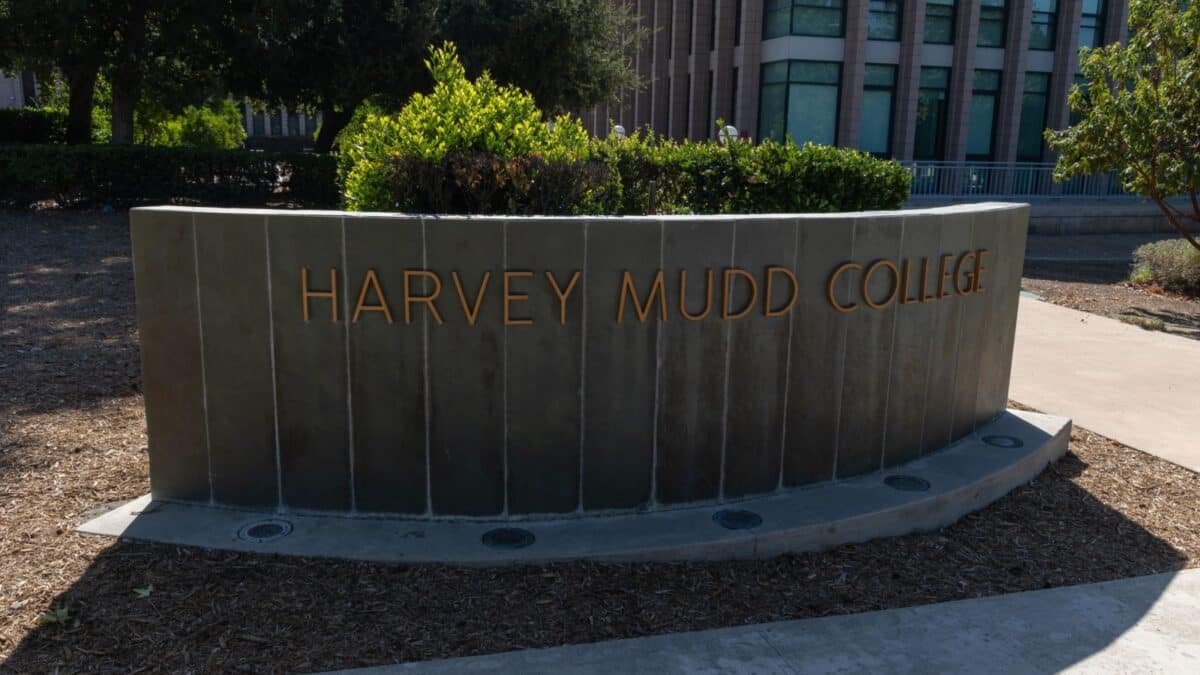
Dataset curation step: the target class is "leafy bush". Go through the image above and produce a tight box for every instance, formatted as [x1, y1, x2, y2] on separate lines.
[1131, 239, 1200, 296]
[146, 100, 248, 149]
[339, 42, 589, 211]
[0, 108, 69, 144]
[0, 144, 337, 209]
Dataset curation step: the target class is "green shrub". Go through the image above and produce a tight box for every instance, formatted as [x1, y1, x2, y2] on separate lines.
[1131, 239, 1200, 296]
[0, 144, 337, 209]
[340, 42, 589, 211]
[0, 108, 69, 144]
[146, 100, 248, 150]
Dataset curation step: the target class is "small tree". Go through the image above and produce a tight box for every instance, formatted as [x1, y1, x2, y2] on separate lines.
[1047, 0, 1200, 251]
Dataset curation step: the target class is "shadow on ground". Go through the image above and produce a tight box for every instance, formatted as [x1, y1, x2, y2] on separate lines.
[0, 211, 1195, 672]
[4, 437, 1194, 672]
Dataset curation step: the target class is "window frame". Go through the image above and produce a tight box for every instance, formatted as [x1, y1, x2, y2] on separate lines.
[763, 0, 847, 39]
[924, 0, 957, 45]
[868, 0, 903, 42]
[757, 59, 843, 147]
[860, 63, 898, 157]
[966, 69, 1002, 161]
[977, 0, 1008, 48]
[1017, 71, 1051, 161]
[1029, 0, 1058, 51]
[914, 66, 952, 161]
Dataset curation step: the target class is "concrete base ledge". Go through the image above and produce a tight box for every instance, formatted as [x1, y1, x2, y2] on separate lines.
[77, 410, 1070, 565]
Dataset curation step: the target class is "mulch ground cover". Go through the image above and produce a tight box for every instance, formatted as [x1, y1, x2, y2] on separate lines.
[1022, 243, 1200, 340]
[2, 211, 1198, 673]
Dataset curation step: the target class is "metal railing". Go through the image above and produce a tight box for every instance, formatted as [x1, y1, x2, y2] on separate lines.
[903, 161, 1131, 200]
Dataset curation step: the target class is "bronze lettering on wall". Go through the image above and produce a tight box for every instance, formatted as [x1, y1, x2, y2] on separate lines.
[299, 250, 993, 326]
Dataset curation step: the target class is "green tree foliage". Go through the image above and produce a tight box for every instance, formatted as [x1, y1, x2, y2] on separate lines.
[445, 0, 643, 114]
[145, 100, 248, 149]
[232, 0, 641, 152]
[1047, 0, 1200, 251]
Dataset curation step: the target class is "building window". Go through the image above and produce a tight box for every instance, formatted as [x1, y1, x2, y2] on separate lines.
[734, 0, 743, 45]
[977, 0, 1007, 48]
[758, 60, 841, 146]
[914, 67, 951, 160]
[967, 70, 1001, 160]
[1018, 72, 1051, 160]
[1079, 0, 1105, 50]
[860, 64, 896, 156]
[868, 1, 902, 41]
[924, 0, 956, 44]
[763, 0, 845, 39]
[1029, 0, 1057, 51]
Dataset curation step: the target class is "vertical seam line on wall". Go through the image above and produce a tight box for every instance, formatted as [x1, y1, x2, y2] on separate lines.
[649, 218, 664, 507]
[718, 221, 736, 501]
[946, 218, 974, 445]
[264, 216, 284, 509]
[341, 216, 356, 513]
[878, 218, 906, 470]
[502, 220, 509, 516]
[916, 219, 942, 456]
[777, 219, 800, 491]
[422, 216, 433, 516]
[191, 214, 214, 506]
[577, 220, 589, 513]
[831, 221, 856, 481]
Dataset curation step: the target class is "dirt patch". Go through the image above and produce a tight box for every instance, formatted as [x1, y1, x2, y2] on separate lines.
[1023, 259, 1200, 340]
[2, 212, 1198, 673]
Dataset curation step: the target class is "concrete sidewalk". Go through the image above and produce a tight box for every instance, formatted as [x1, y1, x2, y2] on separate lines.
[1009, 296, 1200, 473]
[332, 569, 1200, 674]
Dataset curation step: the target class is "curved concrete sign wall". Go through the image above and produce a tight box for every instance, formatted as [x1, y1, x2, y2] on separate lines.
[131, 203, 1028, 519]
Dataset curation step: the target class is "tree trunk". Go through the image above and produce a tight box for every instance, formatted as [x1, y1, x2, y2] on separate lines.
[110, 68, 140, 145]
[313, 106, 354, 153]
[63, 66, 98, 145]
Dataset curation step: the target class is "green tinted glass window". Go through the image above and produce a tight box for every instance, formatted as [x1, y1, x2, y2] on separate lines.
[1017, 72, 1051, 160]
[978, 0, 1007, 47]
[759, 61, 841, 146]
[1029, 0, 1057, 50]
[915, 67, 951, 160]
[924, 0, 955, 44]
[868, 1, 902, 41]
[860, 65, 897, 155]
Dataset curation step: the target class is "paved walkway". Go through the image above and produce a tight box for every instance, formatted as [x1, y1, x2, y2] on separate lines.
[332, 569, 1200, 674]
[1009, 296, 1200, 473]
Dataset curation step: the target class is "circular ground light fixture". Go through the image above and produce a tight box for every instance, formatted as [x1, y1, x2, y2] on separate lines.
[884, 474, 931, 492]
[481, 527, 535, 550]
[712, 509, 763, 530]
[982, 434, 1025, 449]
[236, 518, 293, 543]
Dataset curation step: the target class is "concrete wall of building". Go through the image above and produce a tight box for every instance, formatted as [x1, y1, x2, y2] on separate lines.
[131, 203, 1028, 519]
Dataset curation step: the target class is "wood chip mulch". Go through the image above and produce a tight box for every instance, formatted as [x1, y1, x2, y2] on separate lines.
[2, 211, 1198, 673]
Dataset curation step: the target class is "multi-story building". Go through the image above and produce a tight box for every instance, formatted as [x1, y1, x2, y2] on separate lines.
[584, 0, 1127, 164]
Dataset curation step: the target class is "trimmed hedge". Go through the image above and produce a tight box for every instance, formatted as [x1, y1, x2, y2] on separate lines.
[0, 144, 338, 209]
[0, 108, 69, 144]
[368, 136, 911, 215]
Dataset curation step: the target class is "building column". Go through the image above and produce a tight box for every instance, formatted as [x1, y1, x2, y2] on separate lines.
[711, 0, 737, 132]
[1045, 0, 1084, 158]
[650, 0, 672, 135]
[943, 0, 983, 161]
[668, 0, 691, 138]
[736, 0, 763, 141]
[892, 0, 927, 160]
[993, 0, 1034, 164]
[836, 1, 869, 148]
[687, 0, 714, 140]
